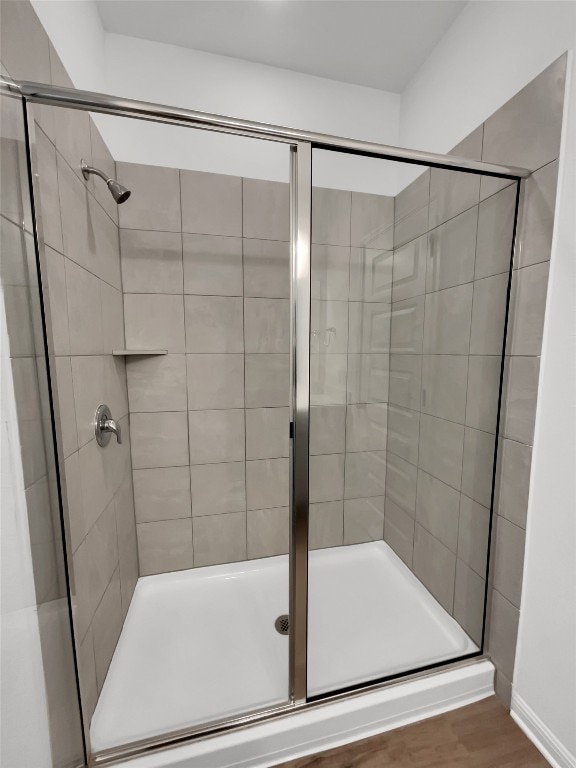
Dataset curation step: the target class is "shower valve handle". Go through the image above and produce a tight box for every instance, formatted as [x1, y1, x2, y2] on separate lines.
[95, 404, 122, 446]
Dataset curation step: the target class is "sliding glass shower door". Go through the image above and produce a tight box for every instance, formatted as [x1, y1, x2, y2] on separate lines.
[306, 147, 519, 697]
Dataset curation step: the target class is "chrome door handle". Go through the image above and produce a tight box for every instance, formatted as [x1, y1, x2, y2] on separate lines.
[95, 404, 122, 446]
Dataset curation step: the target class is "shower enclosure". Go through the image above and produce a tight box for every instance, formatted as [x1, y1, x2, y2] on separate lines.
[4, 76, 526, 765]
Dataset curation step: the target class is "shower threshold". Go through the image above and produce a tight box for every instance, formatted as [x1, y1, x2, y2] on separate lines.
[91, 540, 477, 753]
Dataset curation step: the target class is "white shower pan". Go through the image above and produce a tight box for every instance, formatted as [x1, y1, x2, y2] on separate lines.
[91, 541, 480, 756]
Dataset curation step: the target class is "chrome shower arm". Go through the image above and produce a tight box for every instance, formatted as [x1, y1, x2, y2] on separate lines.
[81, 159, 111, 183]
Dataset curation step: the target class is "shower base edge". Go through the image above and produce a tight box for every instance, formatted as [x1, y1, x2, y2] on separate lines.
[116, 660, 494, 768]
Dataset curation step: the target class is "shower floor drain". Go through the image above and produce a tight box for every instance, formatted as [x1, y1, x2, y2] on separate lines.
[275, 615, 289, 635]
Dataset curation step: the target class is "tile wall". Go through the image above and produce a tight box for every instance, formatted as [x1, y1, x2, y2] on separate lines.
[118, 162, 393, 574]
[1, 0, 140, 741]
[383, 56, 566, 705]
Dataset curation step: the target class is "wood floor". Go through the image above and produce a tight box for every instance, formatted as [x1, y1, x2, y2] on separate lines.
[278, 697, 549, 768]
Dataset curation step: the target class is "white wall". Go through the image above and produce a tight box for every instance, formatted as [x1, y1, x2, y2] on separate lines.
[31, 1, 401, 194]
[397, 2, 576, 763]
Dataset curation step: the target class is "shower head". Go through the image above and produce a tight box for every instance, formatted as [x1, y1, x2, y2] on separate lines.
[80, 159, 131, 204]
[106, 179, 131, 204]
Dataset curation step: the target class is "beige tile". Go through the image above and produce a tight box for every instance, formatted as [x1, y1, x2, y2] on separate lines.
[114, 473, 136, 553]
[118, 163, 181, 232]
[458, 495, 490, 576]
[475, 184, 516, 279]
[133, 466, 191, 523]
[310, 453, 345, 503]
[387, 405, 420, 465]
[311, 244, 350, 301]
[193, 512, 246, 567]
[390, 295, 424, 354]
[77, 438, 110, 534]
[35, 127, 63, 253]
[65, 260, 103, 355]
[0, 91, 33, 232]
[392, 234, 427, 302]
[453, 559, 485, 645]
[461, 427, 496, 508]
[311, 300, 349, 354]
[503, 356, 540, 444]
[64, 452, 86, 553]
[57, 156, 91, 272]
[137, 519, 193, 576]
[183, 233, 242, 296]
[310, 353, 347, 405]
[187, 353, 244, 410]
[388, 355, 421, 411]
[344, 450, 387, 499]
[77, 628, 98, 729]
[88, 120, 118, 225]
[519, 160, 559, 268]
[470, 273, 508, 355]
[130, 411, 189, 469]
[493, 516, 525, 608]
[395, 170, 430, 224]
[244, 298, 290, 353]
[385, 452, 417, 514]
[384, 498, 414, 566]
[508, 262, 549, 356]
[0, 0, 51, 82]
[413, 523, 456, 612]
[246, 458, 289, 510]
[190, 461, 245, 516]
[54, 356, 78, 458]
[309, 501, 343, 549]
[345, 403, 388, 453]
[349, 247, 393, 303]
[244, 238, 290, 298]
[119, 531, 139, 619]
[348, 301, 390, 354]
[312, 187, 351, 246]
[419, 413, 464, 490]
[126, 354, 187, 413]
[246, 407, 290, 460]
[487, 589, 519, 680]
[124, 293, 184, 353]
[310, 405, 346, 455]
[188, 409, 245, 464]
[482, 56, 566, 171]
[181, 169, 241, 236]
[429, 169, 480, 231]
[351, 192, 394, 250]
[416, 470, 460, 552]
[247, 507, 289, 559]
[421, 355, 469, 424]
[184, 295, 243, 353]
[427, 207, 477, 293]
[71, 355, 128, 447]
[3, 286, 35, 357]
[423, 283, 473, 355]
[242, 178, 289, 241]
[0, 215, 31, 288]
[466, 356, 501, 434]
[53, 106, 93, 187]
[344, 496, 384, 544]
[101, 283, 124, 352]
[92, 569, 122, 690]
[245, 354, 289, 407]
[346, 353, 389, 405]
[496, 439, 531, 529]
[120, 229, 183, 294]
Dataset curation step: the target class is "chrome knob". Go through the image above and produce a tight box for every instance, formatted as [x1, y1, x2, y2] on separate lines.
[94, 404, 122, 446]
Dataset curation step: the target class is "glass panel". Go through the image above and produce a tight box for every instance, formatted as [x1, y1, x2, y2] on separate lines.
[307, 148, 518, 696]
[29, 106, 293, 752]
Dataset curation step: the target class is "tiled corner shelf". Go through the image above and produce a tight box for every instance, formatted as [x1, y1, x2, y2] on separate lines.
[112, 350, 168, 356]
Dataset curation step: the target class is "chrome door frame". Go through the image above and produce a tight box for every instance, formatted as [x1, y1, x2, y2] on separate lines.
[3, 74, 529, 767]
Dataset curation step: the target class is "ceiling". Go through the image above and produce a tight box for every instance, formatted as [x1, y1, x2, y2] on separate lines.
[95, 0, 466, 93]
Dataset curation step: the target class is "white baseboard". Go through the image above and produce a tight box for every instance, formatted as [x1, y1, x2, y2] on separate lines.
[123, 661, 494, 768]
[511, 694, 576, 768]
